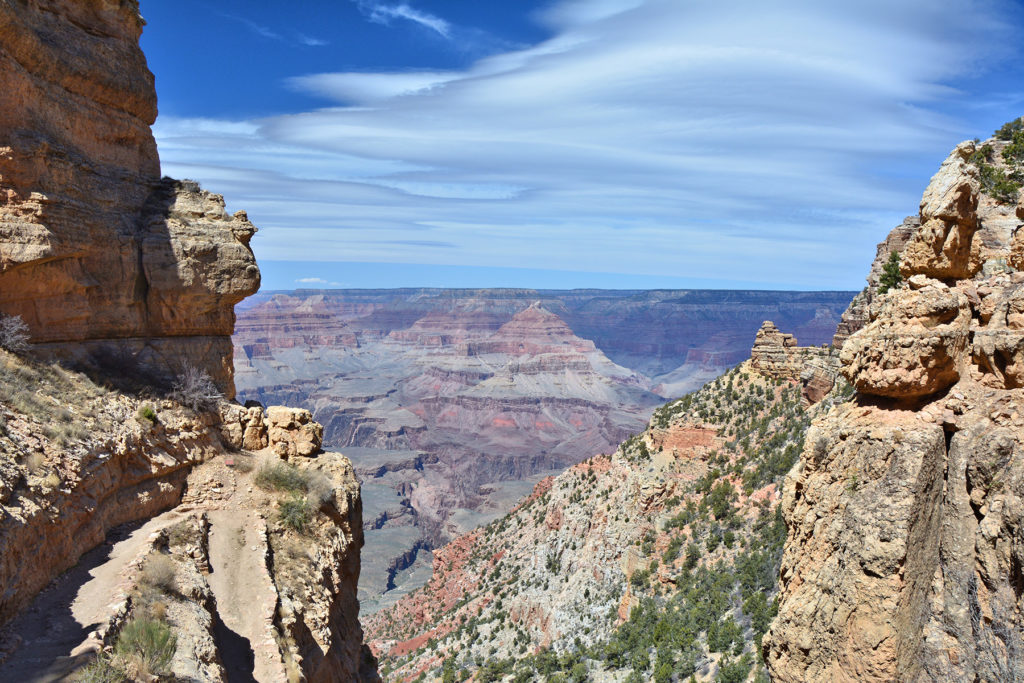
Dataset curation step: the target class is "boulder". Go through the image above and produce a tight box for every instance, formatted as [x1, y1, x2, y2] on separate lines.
[267, 406, 323, 458]
[900, 142, 981, 280]
[840, 282, 970, 398]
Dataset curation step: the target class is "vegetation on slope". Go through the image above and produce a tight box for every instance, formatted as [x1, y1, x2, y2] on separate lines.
[970, 116, 1024, 204]
[370, 360, 852, 682]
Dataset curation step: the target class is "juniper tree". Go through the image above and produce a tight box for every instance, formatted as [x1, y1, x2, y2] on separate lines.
[878, 250, 902, 294]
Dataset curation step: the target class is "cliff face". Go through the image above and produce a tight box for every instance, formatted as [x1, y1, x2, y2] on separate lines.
[0, 0, 259, 396]
[0, 2, 375, 679]
[765, 135, 1024, 681]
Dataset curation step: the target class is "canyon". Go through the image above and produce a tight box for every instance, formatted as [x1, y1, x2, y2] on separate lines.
[361, 123, 1024, 682]
[2, 0, 1023, 681]
[365, 326, 848, 681]
[233, 288, 853, 610]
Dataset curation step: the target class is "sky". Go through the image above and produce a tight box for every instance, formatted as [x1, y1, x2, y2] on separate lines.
[139, 0, 1024, 292]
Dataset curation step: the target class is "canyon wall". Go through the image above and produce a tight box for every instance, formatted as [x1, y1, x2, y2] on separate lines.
[0, 0, 259, 396]
[765, 136, 1024, 681]
[0, 2, 375, 679]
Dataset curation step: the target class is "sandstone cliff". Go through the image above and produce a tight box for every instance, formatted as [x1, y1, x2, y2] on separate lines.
[765, 127, 1024, 681]
[0, 0, 259, 396]
[0, 1, 376, 679]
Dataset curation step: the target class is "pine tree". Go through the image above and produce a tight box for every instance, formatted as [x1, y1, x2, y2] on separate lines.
[878, 250, 902, 294]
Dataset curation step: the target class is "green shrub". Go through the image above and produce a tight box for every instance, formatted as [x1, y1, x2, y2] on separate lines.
[877, 250, 902, 294]
[135, 404, 157, 425]
[114, 618, 177, 677]
[630, 568, 650, 588]
[280, 493, 312, 532]
[995, 117, 1024, 141]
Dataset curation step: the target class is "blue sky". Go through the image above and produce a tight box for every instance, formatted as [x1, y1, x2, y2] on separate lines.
[140, 0, 1024, 291]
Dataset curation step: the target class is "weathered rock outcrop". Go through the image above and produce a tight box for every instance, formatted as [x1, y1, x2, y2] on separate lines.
[0, 2, 376, 680]
[765, 133, 1024, 681]
[840, 277, 971, 398]
[750, 320, 839, 404]
[0, 0, 259, 396]
[900, 141, 981, 280]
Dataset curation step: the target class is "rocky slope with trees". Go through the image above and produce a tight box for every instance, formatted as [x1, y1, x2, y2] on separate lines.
[364, 331, 849, 682]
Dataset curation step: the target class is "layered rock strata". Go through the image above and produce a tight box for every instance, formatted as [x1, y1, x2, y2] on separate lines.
[750, 320, 839, 404]
[765, 137, 1024, 681]
[0, 0, 259, 396]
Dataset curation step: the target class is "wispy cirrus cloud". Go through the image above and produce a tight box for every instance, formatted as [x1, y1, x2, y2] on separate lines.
[221, 13, 328, 47]
[296, 33, 328, 47]
[353, 1, 451, 38]
[295, 276, 346, 286]
[157, 0, 1024, 290]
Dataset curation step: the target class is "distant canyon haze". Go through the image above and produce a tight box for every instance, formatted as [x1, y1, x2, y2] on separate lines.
[232, 288, 854, 611]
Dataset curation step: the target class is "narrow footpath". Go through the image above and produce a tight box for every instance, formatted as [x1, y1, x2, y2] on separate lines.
[0, 510, 185, 682]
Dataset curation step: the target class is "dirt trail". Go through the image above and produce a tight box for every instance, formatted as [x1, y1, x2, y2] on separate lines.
[0, 510, 186, 682]
[207, 508, 287, 682]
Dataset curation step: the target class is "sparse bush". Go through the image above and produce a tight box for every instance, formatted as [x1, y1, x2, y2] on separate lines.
[135, 404, 157, 425]
[280, 493, 312, 532]
[169, 364, 220, 412]
[256, 460, 332, 503]
[0, 313, 30, 353]
[73, 653, 127, 682]
[304, 469, 334, 505]
[141, 553, 177, 594]
[114, 618, 177, 678]
[255, 460, 309, 493]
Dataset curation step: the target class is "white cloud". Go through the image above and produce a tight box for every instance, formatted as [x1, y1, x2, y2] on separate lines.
[295, 277, 330, 284]
[354, 1, 451, 38]
[288, 71, 460, 105]
[297, 34, 328, 47]
[156, 0, 1022, 289]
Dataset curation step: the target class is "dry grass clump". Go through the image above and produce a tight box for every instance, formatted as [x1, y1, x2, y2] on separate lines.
[0, 352, 113, 446]
[255, 459, 334, 533]
[140, 553, 177, 594]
